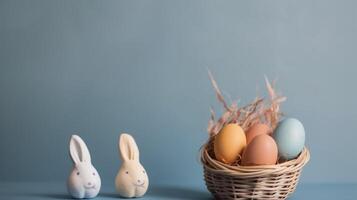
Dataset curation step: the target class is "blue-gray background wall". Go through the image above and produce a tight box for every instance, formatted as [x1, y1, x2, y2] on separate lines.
[1, 0, 356, 185]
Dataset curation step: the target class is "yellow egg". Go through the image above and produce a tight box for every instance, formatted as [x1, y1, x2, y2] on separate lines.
[214, 123, 247, 164]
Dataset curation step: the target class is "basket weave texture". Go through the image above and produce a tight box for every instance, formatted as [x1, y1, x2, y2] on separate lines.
[201, 139, 310, 200]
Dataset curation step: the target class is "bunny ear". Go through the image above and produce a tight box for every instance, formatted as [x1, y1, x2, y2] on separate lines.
[119, 133, 140, 161]
[69, 135, 92, 164]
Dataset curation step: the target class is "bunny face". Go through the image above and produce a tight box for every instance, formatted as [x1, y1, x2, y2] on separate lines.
[67, 135, 101, 199]
[115, 134, 149, 198]
[68, 163, 101, 198]
[116, 161, 149, 197]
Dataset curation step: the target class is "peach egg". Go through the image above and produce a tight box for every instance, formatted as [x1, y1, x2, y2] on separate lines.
[246, 123, 271, 145]
[241, 134, 278, 166]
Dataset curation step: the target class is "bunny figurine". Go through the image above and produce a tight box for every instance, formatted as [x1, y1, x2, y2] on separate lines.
[67, 135, 101, 199]
[115, 133, 149, 198]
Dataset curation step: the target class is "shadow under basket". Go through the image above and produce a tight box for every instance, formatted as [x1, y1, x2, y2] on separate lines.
[201, 142, 310, 200]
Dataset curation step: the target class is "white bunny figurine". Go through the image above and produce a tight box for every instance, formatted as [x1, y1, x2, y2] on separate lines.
[67, 135, 101, 199]
[115, 133, 149, 198]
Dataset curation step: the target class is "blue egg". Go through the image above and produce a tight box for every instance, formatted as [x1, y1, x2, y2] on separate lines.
[273, 118, 305, 160]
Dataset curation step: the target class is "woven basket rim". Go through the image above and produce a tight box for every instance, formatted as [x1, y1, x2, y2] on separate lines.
[201, 142, 310, 177]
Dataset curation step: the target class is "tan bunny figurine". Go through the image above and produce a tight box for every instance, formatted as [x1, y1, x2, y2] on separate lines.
[115, 133, 149, 198]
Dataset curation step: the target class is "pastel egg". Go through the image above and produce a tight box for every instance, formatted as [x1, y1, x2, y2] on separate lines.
[273, 118, 305, 160]
[246, 123, 271, 145]
[241, 134, 278, 166]
[214, 124, 246, 164]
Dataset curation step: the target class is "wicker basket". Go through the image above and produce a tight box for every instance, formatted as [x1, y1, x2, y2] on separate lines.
[201, 139, 310, 200]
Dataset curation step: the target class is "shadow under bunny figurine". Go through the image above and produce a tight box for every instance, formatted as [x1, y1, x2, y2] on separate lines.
[115, 133, 149, 198]
[67, 135, 101, 198]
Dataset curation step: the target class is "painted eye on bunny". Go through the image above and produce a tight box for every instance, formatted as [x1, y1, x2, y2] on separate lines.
[77, 172, 80, 176]
[125, 171, 129, 174]
[92, 172, 96, 176]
